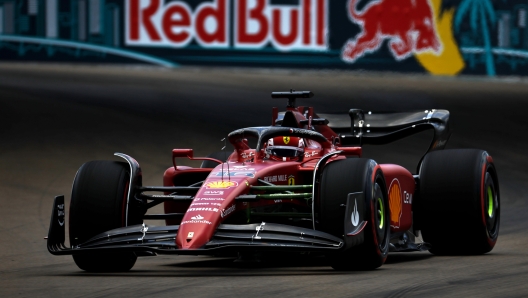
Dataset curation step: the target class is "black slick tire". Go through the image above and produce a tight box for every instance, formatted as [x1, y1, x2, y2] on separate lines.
[417, 149, 500, 255]
[319, 158, 390, 270]
[69, 161, 139, 272]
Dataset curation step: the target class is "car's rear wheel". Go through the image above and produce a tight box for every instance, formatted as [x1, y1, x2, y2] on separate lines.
[69, 161, 140, 272]
[417, 149, 500, 255]
[319, 158, 390, 270]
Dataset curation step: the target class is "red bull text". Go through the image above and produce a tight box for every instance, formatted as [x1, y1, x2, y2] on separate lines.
[126, 0, 328, 51]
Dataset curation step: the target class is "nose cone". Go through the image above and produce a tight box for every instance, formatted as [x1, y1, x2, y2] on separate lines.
[175, 176, 251, 250]
[176, 205, 223, 249]
[178, 221, 214, 249]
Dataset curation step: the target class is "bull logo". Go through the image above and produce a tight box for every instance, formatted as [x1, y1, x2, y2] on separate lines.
[343, 0, 442, 63]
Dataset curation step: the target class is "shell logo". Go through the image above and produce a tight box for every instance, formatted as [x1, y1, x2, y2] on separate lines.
[388, 179, 403, 228]
[205, 181, 238, 189]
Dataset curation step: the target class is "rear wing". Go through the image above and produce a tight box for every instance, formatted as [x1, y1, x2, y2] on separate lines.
[319, 109, 451, 153]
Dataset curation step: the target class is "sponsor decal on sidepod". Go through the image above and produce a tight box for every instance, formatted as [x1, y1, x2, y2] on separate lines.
[263, 175, 288, 183]
[388, 179, 403, 228]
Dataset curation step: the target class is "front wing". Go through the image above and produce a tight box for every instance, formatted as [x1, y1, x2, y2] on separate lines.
[47, 196, 345, 256]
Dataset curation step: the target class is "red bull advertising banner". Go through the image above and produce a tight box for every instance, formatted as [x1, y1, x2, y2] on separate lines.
[126, 0, 327, 50]
[1, 0, 528, 76]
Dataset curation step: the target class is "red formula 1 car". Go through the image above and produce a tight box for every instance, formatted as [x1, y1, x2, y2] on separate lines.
[47, 91, 500, 271]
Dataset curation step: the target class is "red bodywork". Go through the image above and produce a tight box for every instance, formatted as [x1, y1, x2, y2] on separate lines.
[162, 106, 417, 250]
[343, 0, 442, 62]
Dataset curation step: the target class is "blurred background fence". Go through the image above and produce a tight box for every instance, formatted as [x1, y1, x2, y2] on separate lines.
[1, 0, 528, 76]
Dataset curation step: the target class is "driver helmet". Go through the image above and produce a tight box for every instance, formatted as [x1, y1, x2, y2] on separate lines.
[266, 136, 305, 161]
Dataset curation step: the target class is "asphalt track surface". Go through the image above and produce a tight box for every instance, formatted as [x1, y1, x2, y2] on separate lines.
[1, 63, 527, 297]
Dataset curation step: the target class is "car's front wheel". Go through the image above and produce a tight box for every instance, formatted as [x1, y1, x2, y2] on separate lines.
[319, 158, 390, 270]
[69, 161, 140, 272]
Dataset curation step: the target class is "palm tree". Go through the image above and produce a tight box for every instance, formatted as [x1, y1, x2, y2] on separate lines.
[454, 0, 497, 76]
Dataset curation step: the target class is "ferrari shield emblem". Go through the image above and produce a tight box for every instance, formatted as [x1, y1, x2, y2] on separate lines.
[283, 136, 290, 144]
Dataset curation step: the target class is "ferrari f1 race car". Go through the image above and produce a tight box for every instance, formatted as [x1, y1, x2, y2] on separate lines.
[47, 91, 500, 271]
